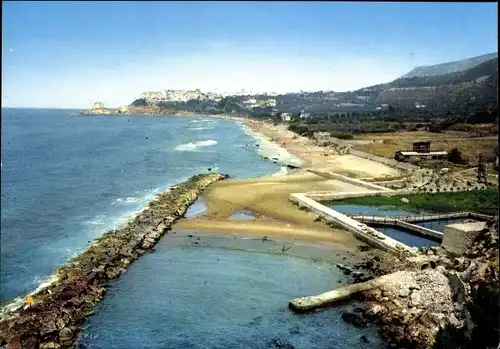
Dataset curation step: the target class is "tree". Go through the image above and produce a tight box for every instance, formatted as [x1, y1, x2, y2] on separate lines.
[130, 98, 148, 107]
[448, 148, 465, 164]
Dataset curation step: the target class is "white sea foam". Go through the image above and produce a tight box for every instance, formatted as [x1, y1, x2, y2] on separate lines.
[1, 274, 60, 319]
[189, 126, 215, 131]
[111, 187, 161, 207]
[113, 197, 139, 205]
[175, 140, 218, 151]
[236, 122, 303, 168]
[271, 166, 289, 177]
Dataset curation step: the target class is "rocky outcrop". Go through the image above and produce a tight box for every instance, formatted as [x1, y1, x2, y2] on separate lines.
[355, 217, 499, 348]
[79, 102, 118, 115]
[0, 173, 227, 349]
[404, 169, 488, 193]
[78, 104, 202, 117]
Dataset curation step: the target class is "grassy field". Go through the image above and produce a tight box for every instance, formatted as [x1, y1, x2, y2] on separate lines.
[332, 187, 499, 215]
[353, 124, 497, 140]
[353, 138, 498, 164]
[353, 130, 469, 140]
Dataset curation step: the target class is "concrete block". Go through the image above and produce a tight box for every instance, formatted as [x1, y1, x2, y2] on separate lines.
[441, 221, 487, 255]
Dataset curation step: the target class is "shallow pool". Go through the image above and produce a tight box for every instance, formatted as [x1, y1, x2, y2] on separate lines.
[329, 204, 440, 247]
[77, 234, 386, 349]
[369, 225, 440, 247]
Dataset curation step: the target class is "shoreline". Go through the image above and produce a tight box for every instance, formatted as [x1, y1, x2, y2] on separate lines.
[0, 174, 226, 348]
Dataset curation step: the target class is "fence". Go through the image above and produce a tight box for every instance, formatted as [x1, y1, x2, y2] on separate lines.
[348, 211, 494, 225]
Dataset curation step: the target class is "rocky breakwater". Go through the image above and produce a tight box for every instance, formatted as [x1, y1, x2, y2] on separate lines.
[0, 173, 227, 349]
[348, 216, 499, 348]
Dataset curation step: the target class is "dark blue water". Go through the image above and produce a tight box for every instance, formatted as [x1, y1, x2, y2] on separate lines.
[77, 235, 385, 349]
[2, 109, 387, 348]
[329, 204, 439, 247]
[1, 109, 279, 302]
[328, 204, 415, 217]
[369, 225, 440, 247]
[414, 219, 471, 233]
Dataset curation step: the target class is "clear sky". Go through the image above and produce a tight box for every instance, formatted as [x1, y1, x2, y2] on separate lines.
[2, 1, 498, 108]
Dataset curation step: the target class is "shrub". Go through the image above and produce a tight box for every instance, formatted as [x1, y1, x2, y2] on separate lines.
[448, 147, 466, 164]
[449, 123, 473, 132]
[130, 98, 148, 107]
[329, 131, 354, 140]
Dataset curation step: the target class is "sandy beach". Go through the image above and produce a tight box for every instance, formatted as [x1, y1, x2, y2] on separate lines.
[176, 115, 401, 249]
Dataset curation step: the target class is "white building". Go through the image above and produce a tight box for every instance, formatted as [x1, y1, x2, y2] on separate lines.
[281, 113, 291, 122]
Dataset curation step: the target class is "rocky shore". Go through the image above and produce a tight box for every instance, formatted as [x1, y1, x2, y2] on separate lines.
[78, 105, 203, 117]
[0, 173, 227, 349]
[340, 217, 499, 349]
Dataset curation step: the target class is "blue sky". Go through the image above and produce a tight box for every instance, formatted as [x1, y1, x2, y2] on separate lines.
[2, 1, 498, 108]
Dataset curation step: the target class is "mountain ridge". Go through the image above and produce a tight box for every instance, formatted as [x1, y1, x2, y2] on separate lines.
[82, 52, 498, 118]
[400, 52, 498, 79]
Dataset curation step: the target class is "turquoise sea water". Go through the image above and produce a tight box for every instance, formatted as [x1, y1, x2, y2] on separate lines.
[1, 109, 386, 348]
[1, 109, 278, 301]
[77, 234, 385, 349]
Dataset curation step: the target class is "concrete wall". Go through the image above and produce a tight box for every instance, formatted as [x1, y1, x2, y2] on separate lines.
[303, 188, 415, 202]
[290, 193, 418, 257]
[349, 149, 420, 172]
[395, 220, 443, 240]
[307, 169, 393, 192]
[316, 135, 419, 172]
[349, 211, 471, 223]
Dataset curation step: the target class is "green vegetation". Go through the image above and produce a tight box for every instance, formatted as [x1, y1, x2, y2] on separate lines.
[332, 188, 498, 215]
[448, 148, 466, 164]
[329, 131, 354, 140]
[130, 98, 148, 107]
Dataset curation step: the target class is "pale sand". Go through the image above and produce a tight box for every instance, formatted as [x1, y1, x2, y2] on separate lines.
[233, 118, 399, 178]
[174, 219, 360, 249]
[175, 171, 371, 249]
[177, 116, 399, 249]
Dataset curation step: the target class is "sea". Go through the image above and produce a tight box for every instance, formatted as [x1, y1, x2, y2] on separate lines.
[1, 108, 386, 348]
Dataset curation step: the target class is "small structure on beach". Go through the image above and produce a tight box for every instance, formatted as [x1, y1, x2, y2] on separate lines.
[394, 141, 447, 162]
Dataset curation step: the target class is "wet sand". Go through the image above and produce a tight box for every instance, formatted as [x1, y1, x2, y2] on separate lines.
[175, 171, 371, 249]
[177, 116, 400, 250]
[229, 117, 400, 178]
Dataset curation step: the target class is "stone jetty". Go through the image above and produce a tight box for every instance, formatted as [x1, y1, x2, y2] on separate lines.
[289, 216, 499, 349]
[0, 173, 227, 349]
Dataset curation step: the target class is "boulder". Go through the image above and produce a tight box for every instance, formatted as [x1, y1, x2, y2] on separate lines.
[364, 303, 386, 317]
[341, 311, 367, 327]
[59, 327, 74, 342]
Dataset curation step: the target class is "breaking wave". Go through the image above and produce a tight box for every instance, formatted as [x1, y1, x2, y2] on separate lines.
[188, 126, 215, 131]
[174, 140, 218, 151]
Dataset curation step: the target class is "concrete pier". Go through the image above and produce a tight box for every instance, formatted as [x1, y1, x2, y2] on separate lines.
[394, 220, 443, 240]
[307, 169, 394, 192]
[348, 211, 471, 223]
[302, 188, 415, 202]
[289, 271, 406, 313]
[290, 193, 418, 257]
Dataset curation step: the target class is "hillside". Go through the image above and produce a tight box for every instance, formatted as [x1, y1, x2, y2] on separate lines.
[85, 52, 497, 118]
[400, 52, 497, 78]
[371, 57, 498, 110]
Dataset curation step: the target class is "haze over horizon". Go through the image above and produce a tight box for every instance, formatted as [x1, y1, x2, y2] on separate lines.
[2, 1, 498, 109]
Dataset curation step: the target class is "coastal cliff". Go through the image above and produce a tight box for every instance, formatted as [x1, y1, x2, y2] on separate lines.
[0, 173, 227, 349]
[79, 102, 206, 116]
